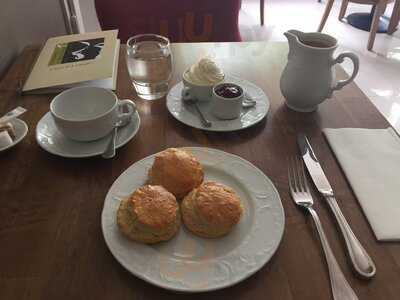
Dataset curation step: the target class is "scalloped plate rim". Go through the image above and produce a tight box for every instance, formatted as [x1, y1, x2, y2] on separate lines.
[101, 147, 285, 292]
[166, 76, 270, 132]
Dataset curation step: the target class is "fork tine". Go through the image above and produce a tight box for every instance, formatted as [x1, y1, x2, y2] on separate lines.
[297, 156, 310, 193]
[294, 157, 303, 192]
[289, 155, 314, 207]
[294, 156, 305, 193]
[290, 156, 298, 192]
[295, 157, 302, 192]
[292, 156, 301, 192]
[288, 157, 297, 193]
[287, 157, 294, 192]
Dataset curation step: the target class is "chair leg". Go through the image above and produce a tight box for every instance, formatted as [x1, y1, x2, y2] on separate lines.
[368, 2, 386, 50]
[260, 0, 265, 25]
[339, 0, 349, 20]
[318, 0, 334, 32]
[388, 0, 400, 34]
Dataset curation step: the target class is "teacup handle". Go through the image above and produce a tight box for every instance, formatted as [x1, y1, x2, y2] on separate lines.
[117, 99, 136, 123]
[181, 87, 193, 101]
[331, 52, 359, 92]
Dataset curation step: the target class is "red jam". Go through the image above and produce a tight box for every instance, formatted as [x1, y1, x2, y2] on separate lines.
[215, 84, 242, 99]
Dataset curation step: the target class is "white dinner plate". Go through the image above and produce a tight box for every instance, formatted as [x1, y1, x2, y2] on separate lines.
[36, 111, 140, 158]
[0, 118, 28, 152]
[166, 76, 270, 132]
[102, 147, 285, 292]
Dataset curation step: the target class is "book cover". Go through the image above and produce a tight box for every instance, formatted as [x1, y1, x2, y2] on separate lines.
[23, 30, 118, 92]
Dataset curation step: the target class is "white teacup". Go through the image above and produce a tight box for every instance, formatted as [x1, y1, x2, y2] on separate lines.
[50, 87, 136, 142]
[182, 69, 224, 102]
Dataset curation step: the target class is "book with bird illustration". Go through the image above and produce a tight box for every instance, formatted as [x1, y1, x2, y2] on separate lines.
[23, 30, 119, 94]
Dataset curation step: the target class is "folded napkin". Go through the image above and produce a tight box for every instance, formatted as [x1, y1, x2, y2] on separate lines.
[323, 128, 400, 241]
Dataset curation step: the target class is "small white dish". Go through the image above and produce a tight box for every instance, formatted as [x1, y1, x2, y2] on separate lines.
[36, 111, 140, 158]
[182, 68, 223, 102]
[102, 147, 285, 292]
[0, 118, 28, 152]
[167, 75, 270, 132]
[212, 82, 245, 120]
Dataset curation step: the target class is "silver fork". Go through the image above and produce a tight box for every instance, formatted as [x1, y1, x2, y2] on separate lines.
[288, 157, 358, 300]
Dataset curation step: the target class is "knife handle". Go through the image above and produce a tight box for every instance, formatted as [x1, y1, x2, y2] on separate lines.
[325, 196, 376, 278]
[308, 207, 359, 300]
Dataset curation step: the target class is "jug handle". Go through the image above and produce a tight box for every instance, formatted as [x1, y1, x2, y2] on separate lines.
[331, 52, 359, 92]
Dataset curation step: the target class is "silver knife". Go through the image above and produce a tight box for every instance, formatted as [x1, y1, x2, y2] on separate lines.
[298, 134, 376, 278]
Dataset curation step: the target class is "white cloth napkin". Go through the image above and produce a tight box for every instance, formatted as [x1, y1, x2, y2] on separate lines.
[323, 128, 400, 241]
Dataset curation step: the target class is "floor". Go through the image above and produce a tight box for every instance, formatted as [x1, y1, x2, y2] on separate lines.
[240, 0, 400, 132]
[79, 0, 400, 131]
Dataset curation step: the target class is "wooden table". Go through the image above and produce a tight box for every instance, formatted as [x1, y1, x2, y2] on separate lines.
[0, 42, 399, 300]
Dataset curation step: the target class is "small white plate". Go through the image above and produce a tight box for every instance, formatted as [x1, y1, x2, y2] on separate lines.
[102, 147, 285, 292]
[0, 118, 28, 152]
[166, 76, 270, 132]
[36, 112, 140, 158]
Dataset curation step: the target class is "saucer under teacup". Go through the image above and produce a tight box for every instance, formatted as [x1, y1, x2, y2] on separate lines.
[167, 75, 270, 132]
[36, 111, 140, 158]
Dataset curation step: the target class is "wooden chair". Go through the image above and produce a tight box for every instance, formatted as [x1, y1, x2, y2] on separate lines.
[389, 0, 400, 33]
[318, 0, 400, 50]
[261, 0, 265, 25]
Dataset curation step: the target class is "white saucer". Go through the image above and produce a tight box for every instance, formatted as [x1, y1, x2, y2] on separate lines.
[36, 112, 140, 158]
[166, 75, 270, 132]
[0, 118, 28, 152]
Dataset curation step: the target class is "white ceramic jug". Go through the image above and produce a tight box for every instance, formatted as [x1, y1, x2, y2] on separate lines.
[280, 30, 359, 112]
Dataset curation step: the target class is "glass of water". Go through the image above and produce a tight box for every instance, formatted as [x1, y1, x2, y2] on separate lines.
[126, 34, 172, 100]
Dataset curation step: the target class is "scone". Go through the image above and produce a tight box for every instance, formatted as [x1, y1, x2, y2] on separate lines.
[181, 181, 243, 238]
[148, 148, 204, 199]
[117, 185, 180, 244]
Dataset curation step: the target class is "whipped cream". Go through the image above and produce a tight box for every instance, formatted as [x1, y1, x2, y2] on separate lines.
[185, 58, 224, 85]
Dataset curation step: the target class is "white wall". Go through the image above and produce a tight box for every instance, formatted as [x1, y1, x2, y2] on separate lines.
[0, 0, 67, 77]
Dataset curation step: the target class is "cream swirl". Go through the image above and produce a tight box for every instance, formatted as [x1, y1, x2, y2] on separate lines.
[185, 58, 224, 85]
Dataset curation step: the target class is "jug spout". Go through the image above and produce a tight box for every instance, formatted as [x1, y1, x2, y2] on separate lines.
[284, 30, 305, 58]
[284, 29, 304, 48]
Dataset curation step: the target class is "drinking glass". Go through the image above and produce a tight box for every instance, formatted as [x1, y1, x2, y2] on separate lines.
[126, 34, 172, 100]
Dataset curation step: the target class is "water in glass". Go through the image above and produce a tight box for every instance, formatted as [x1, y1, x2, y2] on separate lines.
[126, 34, 172, 100]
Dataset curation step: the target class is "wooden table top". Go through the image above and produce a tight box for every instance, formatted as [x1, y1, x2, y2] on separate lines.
[0, 42, 399, 300]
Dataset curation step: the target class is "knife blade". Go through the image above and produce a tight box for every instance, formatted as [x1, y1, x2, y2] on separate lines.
[297, 134, 332, 195]
[297, 133, 376, 278]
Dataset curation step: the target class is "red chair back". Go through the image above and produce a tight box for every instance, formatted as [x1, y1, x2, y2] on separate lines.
[95, 0, 241, 43]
